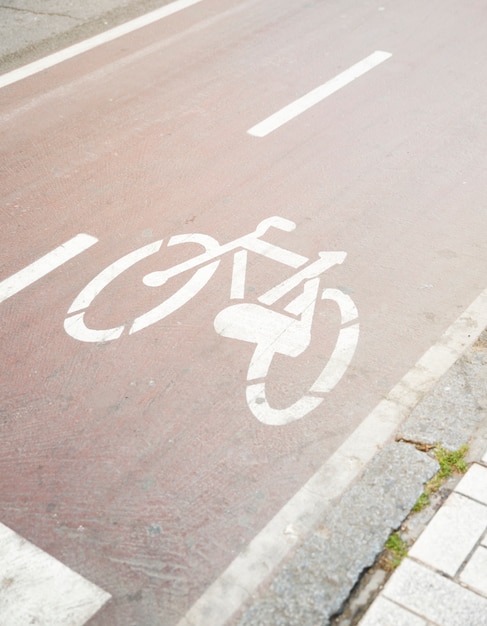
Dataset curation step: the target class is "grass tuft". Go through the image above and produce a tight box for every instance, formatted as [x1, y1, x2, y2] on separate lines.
[412, 444, 468, 512]
[412, 492, 430, 512]
[382, 533, 408, 570]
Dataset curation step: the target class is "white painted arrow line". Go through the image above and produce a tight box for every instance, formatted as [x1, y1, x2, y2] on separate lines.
[248, 50, 392, 137]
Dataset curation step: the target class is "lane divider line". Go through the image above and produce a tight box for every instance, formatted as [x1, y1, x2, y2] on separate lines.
[247, 50, 392, 137]
[0, 522, 110, 625]
[0, 233, 97, 304]
[0, 0, 205, 90]
[177, 286, 487, 626]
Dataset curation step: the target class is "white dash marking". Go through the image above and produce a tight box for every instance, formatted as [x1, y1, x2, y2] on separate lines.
[0, 233, 97, 304]
[247, 50, 392, 137]
[0, 522, 110, 624]
[0, 0, 205, 90]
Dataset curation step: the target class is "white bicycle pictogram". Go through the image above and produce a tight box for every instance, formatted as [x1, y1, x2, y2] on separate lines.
[64, 216, 359, 426]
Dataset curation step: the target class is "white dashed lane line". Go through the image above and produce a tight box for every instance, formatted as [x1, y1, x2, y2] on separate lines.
[247, 50, 392, 137]
[0, 234, 98, 305]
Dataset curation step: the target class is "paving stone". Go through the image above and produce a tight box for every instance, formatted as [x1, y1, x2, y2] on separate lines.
[460, 545, 487, 597]
[408, 492, 487, 576]
[358, 595, 427, 626]
[455, 463, 487, 505]
[383, 558, 487, 626]
[397, 353, 487, 450]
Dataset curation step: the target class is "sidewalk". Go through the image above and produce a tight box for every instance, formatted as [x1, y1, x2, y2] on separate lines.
[359, 447, 487, 626]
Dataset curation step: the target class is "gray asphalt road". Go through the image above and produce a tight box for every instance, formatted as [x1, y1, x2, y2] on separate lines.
[0, 0, 173, 73]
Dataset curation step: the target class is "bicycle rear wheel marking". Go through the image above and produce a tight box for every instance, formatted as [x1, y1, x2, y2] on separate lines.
[247, 385, 323, 426]
[243, 288, 359, 425]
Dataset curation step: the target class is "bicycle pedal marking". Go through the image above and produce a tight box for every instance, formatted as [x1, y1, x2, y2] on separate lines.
[129, 260, 220, 335]
[142, 233, 220, 287]
[63, 217, 359, 424]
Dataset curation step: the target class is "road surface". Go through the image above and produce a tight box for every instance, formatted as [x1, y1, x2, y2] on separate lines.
[1, 0, 486, 624]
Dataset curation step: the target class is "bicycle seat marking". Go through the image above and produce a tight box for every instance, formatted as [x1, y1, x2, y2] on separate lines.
[64, 216, 359, 426]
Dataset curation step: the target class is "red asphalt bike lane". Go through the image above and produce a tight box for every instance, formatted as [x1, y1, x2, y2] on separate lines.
[1, 0, 487, 624]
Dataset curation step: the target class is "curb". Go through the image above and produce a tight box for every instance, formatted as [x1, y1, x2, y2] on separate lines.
[233, 328, 487, 625]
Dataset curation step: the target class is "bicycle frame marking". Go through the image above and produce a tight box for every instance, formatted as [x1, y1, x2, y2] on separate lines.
[63, 217, 360, 425]
[142, 216, 307, 288]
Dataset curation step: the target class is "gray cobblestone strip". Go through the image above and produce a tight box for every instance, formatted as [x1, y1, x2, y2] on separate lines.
[235, 443, 438, 626]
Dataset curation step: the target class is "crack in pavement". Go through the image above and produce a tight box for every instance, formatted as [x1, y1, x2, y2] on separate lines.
[0, 4, 82, 21]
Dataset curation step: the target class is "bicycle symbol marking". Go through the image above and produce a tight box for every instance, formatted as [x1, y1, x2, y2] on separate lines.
[63, 217, 359, 426]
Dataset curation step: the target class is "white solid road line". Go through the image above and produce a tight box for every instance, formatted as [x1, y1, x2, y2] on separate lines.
[0, 0, 205, 90]
[0, 233, 98, 305]
[247, 50, 392, 137]
[178, 286, 487, 626]
[0, 522, 110, 624]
